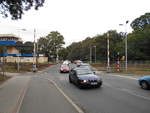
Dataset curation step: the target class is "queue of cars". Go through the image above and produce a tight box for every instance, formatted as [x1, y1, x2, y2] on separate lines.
[60, 60, 150, 90]
[59, 60, 103, 88]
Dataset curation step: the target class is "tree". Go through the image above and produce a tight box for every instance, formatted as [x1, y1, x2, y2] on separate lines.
[22, 41, 33, 54]
[38, 31, 65, 61]
[15, 41, 33, 54]
[15, 41, 23, 53]
[131, 13, 150, 31]
[67, 42, 83, 60]
[127, 28, 150, 60]
[58, 48, 68, 61]
[0, 0, 45, 20]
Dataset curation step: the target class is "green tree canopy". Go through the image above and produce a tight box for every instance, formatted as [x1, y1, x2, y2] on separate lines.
[38, 31, 65, 61]
[15, 41, 33, 54]
[128, 27, 150, 60]
[0, 0, 45, 20]
[23, 41, 33, 54]
[131, 13, 150, 31]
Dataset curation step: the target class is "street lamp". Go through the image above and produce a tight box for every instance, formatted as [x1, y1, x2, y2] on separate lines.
[119, 20, 129, 71]
[107, 33, 110, 72]
[33, 28, 37, 72]
[17, 28, 26, 71]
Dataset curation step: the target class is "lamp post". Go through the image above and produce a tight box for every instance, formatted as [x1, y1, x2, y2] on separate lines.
[17, 28, 26, 71]
[119, 20, 129, 71]
[33, 28, 37, 72]
[17, 28, 26, 37]
[107, 33, 110, 71]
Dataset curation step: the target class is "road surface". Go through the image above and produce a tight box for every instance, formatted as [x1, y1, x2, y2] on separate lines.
[41, 64, 150, 113]
[0, 64, 150, 113]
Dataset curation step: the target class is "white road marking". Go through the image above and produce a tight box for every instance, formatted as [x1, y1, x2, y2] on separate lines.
[13, 77, 31, 113]
[104, 83, 150, 101]
[121, 88, 150, 101]
[38, 77, 85, 113]
[108, 74, 138, 80]
[49, 79, 85, 113]
[97, 71, 139, 80]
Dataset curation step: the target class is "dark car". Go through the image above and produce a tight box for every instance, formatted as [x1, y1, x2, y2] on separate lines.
[60, 64, 70, 73]
[138, 76, 150, 90]
[69, 67, 102, 88]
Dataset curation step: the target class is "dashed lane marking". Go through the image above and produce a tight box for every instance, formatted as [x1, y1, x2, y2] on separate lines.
[37, 77, 85, 113]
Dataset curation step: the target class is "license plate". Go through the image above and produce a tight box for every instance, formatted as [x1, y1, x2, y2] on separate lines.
[91, 82, 97, 85]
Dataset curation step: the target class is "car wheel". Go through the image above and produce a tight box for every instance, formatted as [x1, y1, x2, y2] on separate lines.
[69, 76, 72, 83]
[141, 81, 149, 90]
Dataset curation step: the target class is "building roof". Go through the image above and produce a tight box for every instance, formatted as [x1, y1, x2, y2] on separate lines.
[0, 34, 22, 41]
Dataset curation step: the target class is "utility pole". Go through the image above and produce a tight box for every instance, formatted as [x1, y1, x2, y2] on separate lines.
[33, 28, 37, 72]
[17, 28, 26, 71]
[125, 21, 129, 71]
[107, 33, 110, 72]
[119, 20, 129, 71]
[36, 38, 39, 67]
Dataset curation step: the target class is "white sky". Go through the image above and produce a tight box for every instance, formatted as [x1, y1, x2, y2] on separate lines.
[0, 0, 150, 46]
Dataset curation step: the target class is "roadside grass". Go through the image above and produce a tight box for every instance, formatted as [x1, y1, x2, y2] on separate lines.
[0, 62, 55, 73]
[0, 74, 10, 84]
[0, 62, 55, 83]
[91, 63, 150, 76]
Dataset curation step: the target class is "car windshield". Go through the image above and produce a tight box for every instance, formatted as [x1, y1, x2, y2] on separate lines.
[61, 65, 69, 68]
[76, 69, 93, 75]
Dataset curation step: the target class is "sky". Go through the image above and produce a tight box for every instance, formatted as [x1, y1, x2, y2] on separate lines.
[0, 0, 150, 46]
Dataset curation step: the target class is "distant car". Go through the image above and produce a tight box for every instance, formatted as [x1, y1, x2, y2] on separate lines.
[63, 60, 71, 65]
[60, 64, 70, 73]
[138, 76, 150, 90]
[74, 60, 82, 66]
[69, 67, 102, 88]
[77, 63, 95, 70]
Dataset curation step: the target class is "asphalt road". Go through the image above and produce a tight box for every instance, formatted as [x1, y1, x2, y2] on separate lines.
[40, 64, 150, 113]
[18, 73, 78, 113]
[16, 64, 150, 113]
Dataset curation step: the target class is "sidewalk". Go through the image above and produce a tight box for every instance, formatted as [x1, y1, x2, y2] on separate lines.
[0, 75, 31, 113]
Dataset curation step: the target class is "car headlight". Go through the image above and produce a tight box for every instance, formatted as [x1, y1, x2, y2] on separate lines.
[83, 80, 88, 83]
[80, 80, 88, 83]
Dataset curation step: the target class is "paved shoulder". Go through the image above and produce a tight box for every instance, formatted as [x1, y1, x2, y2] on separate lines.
[19, 76, 82, 113]
[0, 75, 31, 113]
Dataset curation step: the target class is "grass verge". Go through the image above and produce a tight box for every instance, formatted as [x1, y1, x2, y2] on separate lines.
[91, 63, 150, 76]
[0, 74, 10, 84]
